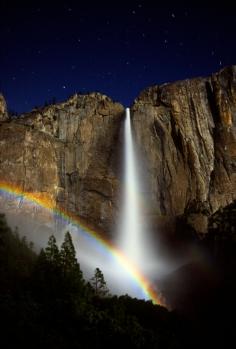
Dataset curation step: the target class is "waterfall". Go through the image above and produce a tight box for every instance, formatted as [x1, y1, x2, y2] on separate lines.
[119, 107, 144, 266]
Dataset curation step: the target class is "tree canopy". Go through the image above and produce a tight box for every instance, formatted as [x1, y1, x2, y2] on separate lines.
[90, 267, 109, 297]
[0, 214, 194, 348]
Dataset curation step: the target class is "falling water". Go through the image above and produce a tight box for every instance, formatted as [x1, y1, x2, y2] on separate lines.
[0, 107, 172, 300]
[119, 107, 145, 266]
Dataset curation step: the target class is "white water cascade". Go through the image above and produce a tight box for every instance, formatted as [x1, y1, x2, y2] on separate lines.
[119, 107, 147, 268]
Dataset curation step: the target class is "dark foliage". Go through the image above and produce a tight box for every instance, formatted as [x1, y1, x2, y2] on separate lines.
[159, 201, 236, 348]
[1, 206, 236, 348]
[0, 214, 186, 349]
[90, 267, 109, 297]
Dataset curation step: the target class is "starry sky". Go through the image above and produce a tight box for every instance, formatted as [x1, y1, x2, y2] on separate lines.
[1, 1, 236, 113]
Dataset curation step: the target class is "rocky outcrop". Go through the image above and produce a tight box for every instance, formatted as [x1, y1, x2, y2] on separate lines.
[0, 93, 124, 234]
[132, 66, 236, 233]
[0, 95, 8, 121]
[0, 66, 235, 237]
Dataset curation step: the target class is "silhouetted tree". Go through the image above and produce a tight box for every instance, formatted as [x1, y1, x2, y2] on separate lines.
[90, 267, 109, 297]
[60, 232, 79, 272]
[0, 214, 192, 348]
[31, 248, 48, 295]
[60, 231, 84, 297]
[45, 235, 60, 265]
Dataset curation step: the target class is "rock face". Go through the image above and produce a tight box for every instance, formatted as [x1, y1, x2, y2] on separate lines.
[0, 95, 8, 121]
[132, 66, 236, 234]
[209, 200, 236, 242]
[0, 93, 124, 234]
[0, 66, 235, 237]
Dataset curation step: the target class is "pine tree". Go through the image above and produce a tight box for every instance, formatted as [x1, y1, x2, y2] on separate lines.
[45, 235, 60, 265]
[38, 248, 47, 264]
[90, 267, 109, 297]
[60, 231, 83, 281]
[28, 248, 49, 299]
[34, 248, 48, 277]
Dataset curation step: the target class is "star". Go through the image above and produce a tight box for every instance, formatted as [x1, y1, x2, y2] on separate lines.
[171, 13, 175, 18]
[62, 85, 66, 89]
[132, 10, 136, 15]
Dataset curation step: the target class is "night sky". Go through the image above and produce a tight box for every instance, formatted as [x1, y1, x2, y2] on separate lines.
[1, 1, 236, 113]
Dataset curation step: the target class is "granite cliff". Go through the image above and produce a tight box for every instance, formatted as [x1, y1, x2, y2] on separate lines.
[132, 66, 236, 235]
[0, 66, 235, 237]
[0, 93, 124, 234]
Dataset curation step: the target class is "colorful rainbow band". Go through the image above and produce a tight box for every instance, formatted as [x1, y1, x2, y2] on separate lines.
[0, 180, 163, 306]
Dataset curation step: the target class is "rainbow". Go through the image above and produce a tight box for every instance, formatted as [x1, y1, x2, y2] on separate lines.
[0, 180, 163, 306]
